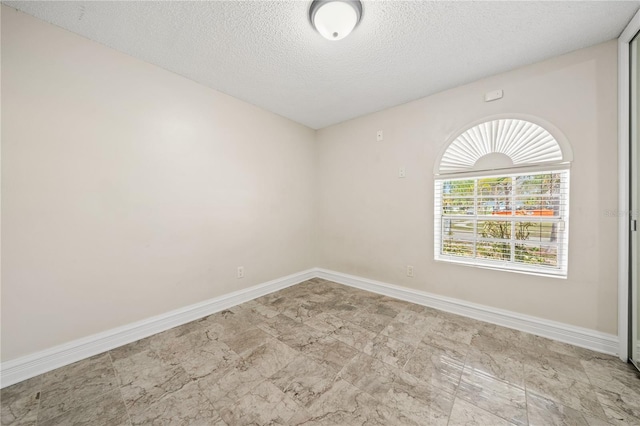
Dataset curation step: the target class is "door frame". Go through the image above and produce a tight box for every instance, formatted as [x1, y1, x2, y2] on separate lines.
[619, 9, 640, 361]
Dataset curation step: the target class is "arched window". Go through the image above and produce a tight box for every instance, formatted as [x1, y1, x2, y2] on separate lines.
[434, 117, 572, 277]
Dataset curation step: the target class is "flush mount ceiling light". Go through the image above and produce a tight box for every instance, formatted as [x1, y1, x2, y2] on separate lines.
[309, 0, 362, 41]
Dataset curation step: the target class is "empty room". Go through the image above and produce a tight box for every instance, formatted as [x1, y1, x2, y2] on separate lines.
[2, 0, 640, 425]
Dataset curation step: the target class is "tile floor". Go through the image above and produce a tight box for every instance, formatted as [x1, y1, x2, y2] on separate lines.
[2, 278, 640, 425]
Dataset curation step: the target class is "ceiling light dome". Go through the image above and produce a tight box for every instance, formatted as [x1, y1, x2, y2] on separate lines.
[309, 0, 362, 41]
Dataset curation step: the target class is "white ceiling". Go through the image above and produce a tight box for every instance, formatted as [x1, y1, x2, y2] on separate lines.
[4, 1, 640, 129]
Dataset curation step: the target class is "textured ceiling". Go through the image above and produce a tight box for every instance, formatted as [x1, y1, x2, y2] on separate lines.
[4, 1, 640, 129]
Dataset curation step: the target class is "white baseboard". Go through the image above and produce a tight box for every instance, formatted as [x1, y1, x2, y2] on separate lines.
[316, 268, 619, 356]
[0, 269, 316, 388]
[1, 266, 620, 389]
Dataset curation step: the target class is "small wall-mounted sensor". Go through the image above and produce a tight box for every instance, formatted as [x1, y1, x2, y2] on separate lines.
[484, 89, 503, 102]
[377, 130, 384, 141]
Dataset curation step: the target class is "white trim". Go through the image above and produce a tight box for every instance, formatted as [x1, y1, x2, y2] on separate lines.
[436, 162, 570, 180]
[618, 9, 640, 362]
[316, 268, 619, 356]
[1, 267, 621, 388]
[0, 268, 316, 388]
[434, 169, 570, 278]
[433, 257, 566, 279]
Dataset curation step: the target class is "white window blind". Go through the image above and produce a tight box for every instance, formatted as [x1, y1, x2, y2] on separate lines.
[434, 170, 570, 277]
[436, 119, 568, 174]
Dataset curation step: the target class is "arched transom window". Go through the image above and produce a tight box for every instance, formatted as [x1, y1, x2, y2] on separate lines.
[434, 118, 572, 277]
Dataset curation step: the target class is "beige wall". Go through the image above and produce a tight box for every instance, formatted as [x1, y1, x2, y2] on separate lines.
[1, 6, 621, 363]
[317, 41, 619, 334]
[1, 7, 316, 361]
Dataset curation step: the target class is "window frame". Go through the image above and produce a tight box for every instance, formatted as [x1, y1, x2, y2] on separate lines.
[434, 167, 570, 278]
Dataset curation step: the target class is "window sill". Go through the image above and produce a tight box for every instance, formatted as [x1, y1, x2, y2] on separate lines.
[434, 256, 567, 279]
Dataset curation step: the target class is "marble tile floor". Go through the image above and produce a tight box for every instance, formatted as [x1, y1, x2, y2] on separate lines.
[2, 278, 640, 425]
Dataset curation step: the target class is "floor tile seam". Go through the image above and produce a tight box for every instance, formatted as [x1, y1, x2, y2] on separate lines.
[591, 374, 640, 401]
[445, 359, 464, 425]
[384, 326, 468, 393]
[334, 351, 402, 398]
[523, 379, 532, 426]
[489, 332, 596, 367]
[39, 357, 114, 390]
[274, 375, 328, 420]
[398, 337, 421, 372]
[220, 333, 260, 361]
[263, 349, 317, 400]
[581, 365, 635, 400]
[422, 333, 471, 362]
[584, 367, 640, 396]
[340, 312, 389, 340]
[36, 387, 125, 426]
[520, 349, 591, 375]
[456, 351, 529, 425]
[341, 375, 406, 420]
[460, 366, 526, 410]
[37, 356, 123, 423]
[546, 346, 589, 364]
[455, 393, 522, 426]
[258, 386, 306, 425]
[299, 314, 336, 336]
[377, 358, 460, 407]
[322, 314, 381, 347]
[327, 321, 377, 353]
[134, 365, 193, 406]
[408, 326, 432, 346]
[529, 386, 616, 426]
[455, 380, 527, 426]
[307, 328, 356, 355]
[199, 352, 250, 387]
[517, 356, 529, 426]
[197, 387, 228, 425]
[106, 351, 134, 426]
[374, 355, 463, 404]
[39, 372, 118, 402]
[522, 357, 596, 388]
[201, 374, 269, 416]
[334, 368, 360, 393]
[520, 378, 576, 411]
[126, 367, 194, 408]
[281, 400, 306, 425]
[14, 383, 42, 426]
[590, 389, 632, 425]
[459, 362, 527, 393]
[523, 386, 610, 424]
[144, 348, 193, 386]
[267, 319, 336, 358]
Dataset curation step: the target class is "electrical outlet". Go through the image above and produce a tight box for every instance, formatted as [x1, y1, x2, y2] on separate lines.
[377, 130, 383, 141]
[399, 167, 406, 178]
[407, 265, 414, 277]
[237, 266, 244, 279]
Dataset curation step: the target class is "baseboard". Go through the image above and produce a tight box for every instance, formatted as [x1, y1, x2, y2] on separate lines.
[1, 266, 620, 388]
[0, 268, 316, 388]
[316, 268, 619, 356]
